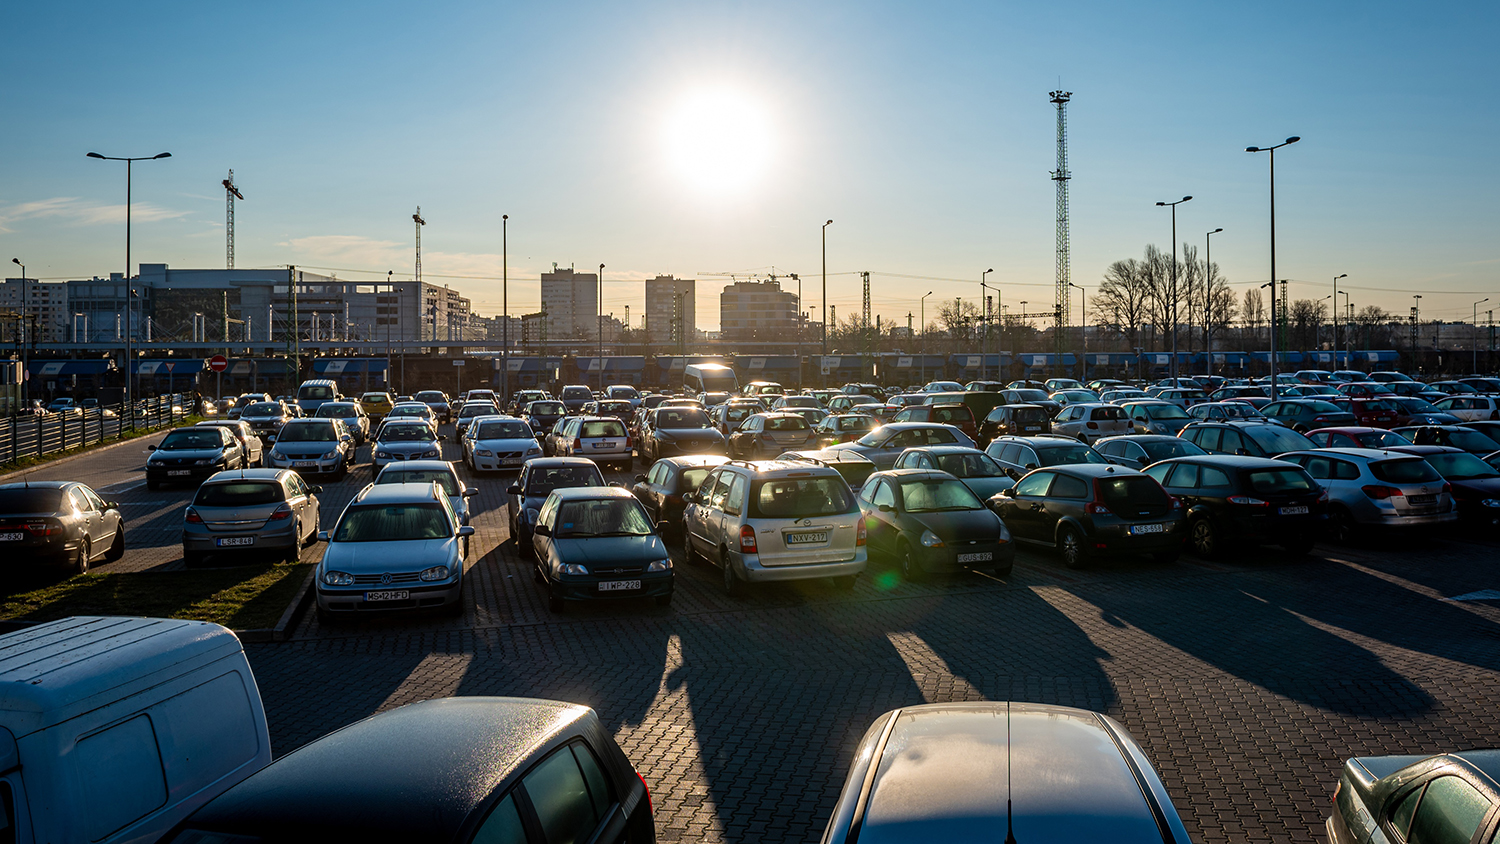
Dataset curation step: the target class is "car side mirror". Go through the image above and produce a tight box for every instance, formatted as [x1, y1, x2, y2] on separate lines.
[341, 434, 352, 442]
[1024, 463, 1038, 470]
[634, 473, 647, 483]
[104, 500, 119, 511]
[682, 492, 697, 504]
[462, 487, 478, 497]
[147, 445, 157, 451]
[437, 434, 446, 441]
[309, 485, 323, 494]
[316, 530, 329, 542]
[656, 521, 672, 535]
[533, 524, 551, 537]
[507, 485, 522, 495]
[457, 526, 476, 538]
[1235, 448, 1250, 456]
[1002, 487, 1017, 497]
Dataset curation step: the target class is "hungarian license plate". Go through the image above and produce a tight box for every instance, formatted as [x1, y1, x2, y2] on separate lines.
[1408, 494, 1437, 506]
[294, 461, 319, 468]
[1024, 426, 1041, 432]
[592, 442, 612, 448]
[168, 469, 192, 476]
[787, 531, 829, 545]
[1130, 523, 1164, 535]
[215, 536, 255, 547]
[0, 532, 23, 541]
[1279, 505, 1310, 515]
[364, 590, 410, 602]
[502, 458, 523, 465]
[957, 551, 993, 563]
[598, 580, 641, 592]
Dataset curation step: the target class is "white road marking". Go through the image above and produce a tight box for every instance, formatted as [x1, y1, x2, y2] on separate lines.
[98, 480, 147, 494]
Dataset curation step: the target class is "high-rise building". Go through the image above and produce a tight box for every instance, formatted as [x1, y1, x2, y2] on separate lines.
[644, 275, 695, 344]
[0, 278, 69, 343]
[719, 279, 799, 342]
[540, 266, 599, 341]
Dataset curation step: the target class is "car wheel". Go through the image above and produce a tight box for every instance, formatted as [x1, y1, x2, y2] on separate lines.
[284, 522, 302, 563]
[682, 529, 701, 565]
[721, 549, 743, 597]
[72, 538, 91, 575]
[898, 541, 925, 583]
[1059, 527, 1087, 569]
[104, 528, 125, 562]
[654, 593, 673, 608]
[1329, 507, 1357, 544]
[1190, 517, 1219, 559]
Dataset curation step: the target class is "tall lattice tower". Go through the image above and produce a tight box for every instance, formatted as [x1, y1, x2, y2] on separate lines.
[222, 170, 243, 269]
[1049, 91, 1073, 365]
[413, 207, 426, 284]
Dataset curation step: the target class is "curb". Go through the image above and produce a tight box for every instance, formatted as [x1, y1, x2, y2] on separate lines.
[0, 422, 191, 484]
[237, 566, 316, 643]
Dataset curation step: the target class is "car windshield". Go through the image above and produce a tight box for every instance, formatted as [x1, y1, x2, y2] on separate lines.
[899, 478, 983, 512]
[195, 482, 283, 507]
[460, 404, 498, 418]
[530, 402, 564, 415]
[315, 405, 357, 418]
[1145, 404, 1190, 419]
[562, 387, 592, 399]
[1448, 430, 1500, 451]
[581, 420, 626, 438]
[361, 393, 390, 402]
[276, 422, 338, 443]
[297, 385, 334, 400]
[1139, 439, 1207, 462]
[475, 421, 531, 439]
[1038, 445, 1108, 466]
[751, 476, 854, 518]
[766, 416, 809, 431]
[554, 498, 653, 537]
[1394, 398, 1437, 412]
[1245, 469, 1317, 493]
[1244, 426, 1316, 453]
[244, 402, 283, 416]
[333, 504, 450, 542]
[415, 391, 446, 402]
[0, 489, 64, 512]
[935, 452, 1006, 478]
[1370, 459, 1444, 484]
[527, 465, 605, 495]
[658, 409, 711, 428]
[1425, 452, 1500, 480]
[1353, 431, 1411, 447]
[389, 406, 429, 417]
[159, 430, 224, 450]
[379, 425, 437, 443]
[377, 469, 460, 495]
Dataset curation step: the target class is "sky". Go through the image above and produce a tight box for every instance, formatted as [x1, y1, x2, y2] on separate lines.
[4, 0, 1499, 332]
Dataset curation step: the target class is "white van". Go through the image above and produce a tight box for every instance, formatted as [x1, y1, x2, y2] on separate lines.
[0, 616, 270, 844]
[684, 363, 737, 396]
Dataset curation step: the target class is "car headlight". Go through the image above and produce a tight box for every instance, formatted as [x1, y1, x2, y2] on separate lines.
[419, 565, 451, 581]
[195, 458, 214, 466]
[559, 563, 589, 575]
[526, 446, 541, 456]
[375, 451, 391, 458]
[647, 558, 672, 572]
[1483, 499, 1500, 508]
[322, 570, 354, 586]
[476, 449, 493, 457]
[920, 529, 946, 548]
[324, 450, 339, 460]
[423, 449, 439, 458]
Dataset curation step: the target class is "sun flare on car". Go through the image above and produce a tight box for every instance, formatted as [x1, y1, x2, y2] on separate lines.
[662, 86, 774, 196]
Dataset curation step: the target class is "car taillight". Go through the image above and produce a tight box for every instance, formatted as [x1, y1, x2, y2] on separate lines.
[1442, 482, 1452, 496]
[1318, 488, 1330, 503]
[183, 509, 204, 524]
[1084, 502, 1112, 515]
[24, 520, 57, 535]
[1228, 496, 1269, 507]
[1313, 416, 1329, 423]
[574, 438, 583, 450]
[856, 519, 867, 546]
[1362, 484, 1403, 500]
[625, 435, 632, 449]
[637, 771, 652, 812]
[1169, 495, 1184, 510]
[739, 524, 758, 553]
[268, 503, 293, 520]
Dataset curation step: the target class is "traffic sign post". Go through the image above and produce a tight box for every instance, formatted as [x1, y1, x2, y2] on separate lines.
[453, 358, 465, 396]
[209, 355, 228, 402]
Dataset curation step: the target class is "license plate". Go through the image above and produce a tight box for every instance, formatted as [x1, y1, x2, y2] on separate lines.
[787, 531, 829, 544]
[1408, 494, 1437, 506]
[1130, 523, 1164, 535]
[168, 470, 192, 476]
[1279, 505, 1309, 515]
[957, 551, 993, 563]
[294, 461, 319, 468]
[1024, 426, 1041, 432]
[364, 590, 410, 602]
[215, 536, 255, 547]
[502, 458, 523, 465]
[598, 580, 641, 592]
[592, 442, 614, 448]
[0, 532, 23, 541]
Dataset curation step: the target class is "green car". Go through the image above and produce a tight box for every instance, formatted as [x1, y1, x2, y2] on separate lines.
[1328, 749, 1500, 844]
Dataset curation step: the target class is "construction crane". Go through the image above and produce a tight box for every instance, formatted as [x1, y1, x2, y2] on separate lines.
[222, 170, 244, 269]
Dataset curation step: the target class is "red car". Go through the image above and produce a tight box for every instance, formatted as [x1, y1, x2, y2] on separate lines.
[1328, 396, 1400, 428]
[889, 403, 979, 443]
[1306, 426, 1412, 449]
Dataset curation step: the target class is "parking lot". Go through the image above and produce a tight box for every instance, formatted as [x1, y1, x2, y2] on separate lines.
[24, 422, 1500, 843]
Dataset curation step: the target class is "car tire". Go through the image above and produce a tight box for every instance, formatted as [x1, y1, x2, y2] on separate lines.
[284, 522, 302, 563]
[833, 574, 858, 591]
[1329, 507, 1357, 544]
[654, 593, 673, 608]
[72, 538, 91, 575]
[1059, 527, 1087, 569]
[898, 541, 925, 583]
[682, 529, 701, 565]
[992, 563, 1014, 578]
[1190, 517, 1219, 559]
[721, 549, 743, 597]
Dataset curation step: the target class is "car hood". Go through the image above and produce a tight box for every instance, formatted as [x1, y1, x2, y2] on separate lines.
[909, 508, 1006, 542]
[321, 538, 457, 572]
[150, 447, 225, 461]
[957, 476, 1015, 500]
[375, 441, 439, 453]
[553, 534, 667, 564]
[474, 437, 539, 452]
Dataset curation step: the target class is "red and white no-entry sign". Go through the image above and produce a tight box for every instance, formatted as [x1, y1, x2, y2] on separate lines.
[209, 354, 229, 372]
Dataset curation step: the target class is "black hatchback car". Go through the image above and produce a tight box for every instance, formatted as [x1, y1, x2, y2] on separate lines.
[0, 481, 125, 574]
[1394, 424, 1500, 455]
[166, 697, 656, 843]
[984, 435, 1109, 480]
[1142, 455, 1325, 557]
[978, 403, 1051, 445]
[1178, 419, 1319, 458]
[1388, 444, 1500, 531]
[631, 454, 730, 529]
[858, 468, 1015, 580]
[989, 464, 1184, 567]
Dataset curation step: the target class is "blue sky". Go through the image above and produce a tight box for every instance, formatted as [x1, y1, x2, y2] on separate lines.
[4, 0, 1498, 330]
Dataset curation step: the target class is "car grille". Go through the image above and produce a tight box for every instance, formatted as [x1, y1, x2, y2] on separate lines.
[496, 451, 523, 459]
[591, 565, 644, 576]
[352, 572, 422, 585]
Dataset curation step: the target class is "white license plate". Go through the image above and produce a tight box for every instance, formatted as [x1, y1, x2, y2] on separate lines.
[592, 442, 614, 449]
[1130, 523, 1165, 535]
[215, 536, 255, 547]
[1279, 505, 1309, 515]
[598, 580, 641, 592]
[294, 461, 319, 468]
[364, 590, 410, 602]
[168, 470, 192, 476]
[787, 531, 829, 544]
[502, 458, 524, 465]
[957, 551, 994, 563]
[0, 532, 23, 541]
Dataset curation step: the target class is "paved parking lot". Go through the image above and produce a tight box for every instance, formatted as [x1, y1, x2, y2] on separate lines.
[32, 423, 1500, 843]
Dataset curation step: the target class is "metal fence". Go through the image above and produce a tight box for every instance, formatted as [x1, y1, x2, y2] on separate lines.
[0, 394, 196, 467]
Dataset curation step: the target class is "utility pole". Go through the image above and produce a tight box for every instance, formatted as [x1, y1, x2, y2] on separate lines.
[501, 215, 508, 402]
[1205, 228, 1222, 376]
[980, 268, 994, 381]
[222, 170, 244, 269]
[598, 264, 605, 390]
[286, 267, 300, 392]
[822, 220, 833, 357]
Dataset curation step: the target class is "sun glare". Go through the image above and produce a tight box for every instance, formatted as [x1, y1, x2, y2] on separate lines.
[662, 87, 774, 196]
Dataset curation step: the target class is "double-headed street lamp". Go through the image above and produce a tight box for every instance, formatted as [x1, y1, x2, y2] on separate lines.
[1246, 136, 1300, 399]
[1205, 228, 1222, 376]
[1068, 282, 1085, 383]
[10, 258, 25, 412]
[1476, 298, 1491, 373]
[981, 268, 994, 379]
[822, 220, 833, 358]
[1155, 196, 1192, 381]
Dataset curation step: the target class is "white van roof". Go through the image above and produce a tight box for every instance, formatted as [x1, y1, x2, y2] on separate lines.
[0, 616, 245, 736]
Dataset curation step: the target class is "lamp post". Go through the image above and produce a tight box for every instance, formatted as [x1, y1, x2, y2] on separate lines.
[501, 215, 509, 402]
[1205, 228, 1222, 377]
[1331, 274, 1347, 364]
[1337, 290, 1351, 365]
[822, 220, 833, 359]
[1315, 294, 1332, 351]
[1245, 135, 1300, 399]
[1068, 282, 1085, 383]
[10, 258, 24, 413]
[981, 268, 994, 380]
[1413, 294, 1423, 370]
[919, 290, 933, 385]
[1476, 298, 1490, 374]
[1154, 195, 1192, 382]
[597, 263, 605, 390]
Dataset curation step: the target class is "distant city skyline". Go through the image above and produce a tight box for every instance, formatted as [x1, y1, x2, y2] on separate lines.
[4, 0, 1497, 333]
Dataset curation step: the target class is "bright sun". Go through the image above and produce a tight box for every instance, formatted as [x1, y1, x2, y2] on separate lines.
[662, 87, 774, 196]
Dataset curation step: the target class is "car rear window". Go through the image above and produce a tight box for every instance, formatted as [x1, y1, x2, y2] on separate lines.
[1243, 425, 1317, 454]
[530, 402, 564, 415]
[1139, 439, 1207, 462]
[1089, 407, 1125, 420]
[1038, 445, 1108, 466]
[838, 416, 876, 431]
[1370, 459, 1443, 484]
[766, 416, 809, 431]
[1097, 476, 1170, 509]
[1244, 469, 1317, 493]
[0, 489, 64, 511]
[194, 482, 283, 506]
[1425, 452, 1500, 480]
[562, 387, 593, 399]
[377, 469, 460, 495]
[750, 476, 855, 518]
[580, 420, 626, 438]
[932, 407, 973, 424]
[830, 462, 876, 489]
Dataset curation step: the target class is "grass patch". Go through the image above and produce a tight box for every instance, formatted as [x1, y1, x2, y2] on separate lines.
[0, 414, 206, 473]
[0, 563, 311, 630]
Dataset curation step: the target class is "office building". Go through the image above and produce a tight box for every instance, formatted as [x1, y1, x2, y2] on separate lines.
[540, 266, 599, 341]
[719, 279, 799, 342]
[644, 275, 695, 344]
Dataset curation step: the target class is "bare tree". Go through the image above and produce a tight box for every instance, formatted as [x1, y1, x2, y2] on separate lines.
[1092, 259, 1150, 351]
[1204, 260, 1237, 347]
[1289, 299, 1327, 350]
[1242, 288, 1265, 344]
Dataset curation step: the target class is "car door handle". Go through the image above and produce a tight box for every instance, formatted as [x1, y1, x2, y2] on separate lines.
[1029, 503, 1045, 511]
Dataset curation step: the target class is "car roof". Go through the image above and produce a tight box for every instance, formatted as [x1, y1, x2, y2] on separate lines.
[1094, 434, 1181, 444]
[725, 459, 842, 477]
[547, 486, 635, 501]
[1281, 448, 1417, 461]
[376, 460, 456, 474]
[877, 468, 957, 481]
[779, 449, 875, 465]
[1385, 445, 1464, 455]
[651, 454, 731, 468]
[184, 697, 592, 838]
[353, 482, 444, 504]
[526, 457, 601, 468]
[1309, 426, 1390, 434]
[996, 435, 1083, 446]
[0, 480, 71, 490]
[1156, 454, 1292, 469]
[203, 469, 290, 483]
[903, 445, 986, 455]
[1045, 463, 1139, 478]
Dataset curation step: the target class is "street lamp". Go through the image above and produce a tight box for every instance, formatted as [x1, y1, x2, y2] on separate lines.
[1476, 298, 1490, 374]
[598, 263, 605, 390]
[1414, 294, 1423, 369]
[1337, 290, 1351, 365]
[919, 291, 933, 385]
[822, 220, 833, 360]
[501, 215, 509, 401]
[1205, 228, 1222, 377]
[1330, 274, 1347, 362]
[1068, 282, 1085, 383]
[1245, 136, 1300, 399]
[10, 258, 24, 413]
[981, 268, 994, 380]
[1155, 196, 1192, 382]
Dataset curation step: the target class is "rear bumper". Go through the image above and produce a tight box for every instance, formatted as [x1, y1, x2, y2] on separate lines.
[1089, 519, 1185, 555]
[733, 547, 868, 582]
[1224, 511, 1326, 542]
[183, 521, 299, 553]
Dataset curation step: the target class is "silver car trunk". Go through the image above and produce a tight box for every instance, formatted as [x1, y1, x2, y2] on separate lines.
[749, 475, 860, 567]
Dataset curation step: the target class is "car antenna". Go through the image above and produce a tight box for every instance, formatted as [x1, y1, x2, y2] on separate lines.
[1005, 699, 1016, 844]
